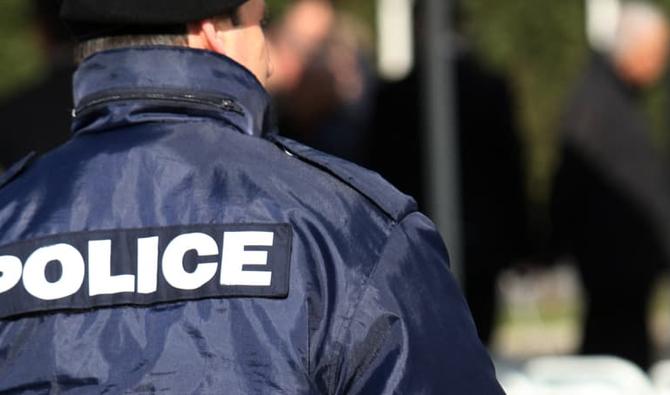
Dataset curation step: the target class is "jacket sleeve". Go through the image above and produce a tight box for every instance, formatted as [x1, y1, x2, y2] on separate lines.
[330, 212, 505, 394]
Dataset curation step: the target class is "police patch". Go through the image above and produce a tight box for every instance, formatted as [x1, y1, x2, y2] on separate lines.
[0, 223, 292, 320]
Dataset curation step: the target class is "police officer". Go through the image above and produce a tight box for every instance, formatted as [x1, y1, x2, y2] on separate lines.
[0, 1, 503, 393]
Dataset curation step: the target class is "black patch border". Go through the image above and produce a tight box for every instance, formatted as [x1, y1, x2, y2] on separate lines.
[0, 223, 292, 320]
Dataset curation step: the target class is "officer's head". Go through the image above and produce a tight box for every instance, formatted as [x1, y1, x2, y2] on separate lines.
[60, 0, 273, 86]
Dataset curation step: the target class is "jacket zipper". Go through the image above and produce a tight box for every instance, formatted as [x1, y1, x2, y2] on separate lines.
[74, 91, 245, 118]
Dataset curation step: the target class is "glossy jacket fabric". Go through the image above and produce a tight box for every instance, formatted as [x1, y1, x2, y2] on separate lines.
[0, 47, 503, 394]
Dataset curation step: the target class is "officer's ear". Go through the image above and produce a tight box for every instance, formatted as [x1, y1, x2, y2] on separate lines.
[187, 19, 227, 55]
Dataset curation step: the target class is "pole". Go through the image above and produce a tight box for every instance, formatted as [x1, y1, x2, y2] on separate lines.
[420, 0, 463, 281]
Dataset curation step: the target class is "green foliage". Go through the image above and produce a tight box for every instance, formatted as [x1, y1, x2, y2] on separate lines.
[267, 0, 375, 29]
[266, 0, 291, 20]
[0, 0, 44, 101]
[336, 0, 377, 26]
[464, 0, 588, 203]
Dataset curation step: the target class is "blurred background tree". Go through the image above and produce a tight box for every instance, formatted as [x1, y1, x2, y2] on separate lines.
[0, 0, 45, 101]
[464, 1, 588, 205]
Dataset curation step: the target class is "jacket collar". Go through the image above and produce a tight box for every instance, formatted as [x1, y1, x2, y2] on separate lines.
[72, 46, 273, 138]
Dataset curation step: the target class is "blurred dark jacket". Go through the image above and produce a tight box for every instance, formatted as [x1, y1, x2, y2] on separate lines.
[551, 53, 670, 367]
[370, 49, 527, 342]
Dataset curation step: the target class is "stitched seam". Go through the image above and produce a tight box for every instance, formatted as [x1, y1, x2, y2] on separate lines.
[325, 212, 417, 394]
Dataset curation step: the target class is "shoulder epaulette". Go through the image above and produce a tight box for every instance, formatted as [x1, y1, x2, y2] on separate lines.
[271, 136, 417, 222]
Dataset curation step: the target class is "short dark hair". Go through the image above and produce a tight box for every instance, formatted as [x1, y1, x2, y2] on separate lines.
[74, 34, 189, 62]
[73, 8, 241, 63]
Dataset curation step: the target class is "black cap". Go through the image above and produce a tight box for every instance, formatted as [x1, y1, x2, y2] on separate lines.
[60, 0, 249, 40]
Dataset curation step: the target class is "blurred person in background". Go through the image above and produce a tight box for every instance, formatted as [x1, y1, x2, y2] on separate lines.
[370, 0, 528, 344]
[0, 0, 73, 171]
[551, 1, 670, 369]
[267, 0, 374, 165]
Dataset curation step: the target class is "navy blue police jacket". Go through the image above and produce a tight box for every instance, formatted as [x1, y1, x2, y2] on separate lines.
[0, 47, 504, 394]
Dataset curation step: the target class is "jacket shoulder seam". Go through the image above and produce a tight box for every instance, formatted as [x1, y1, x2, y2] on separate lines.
[270, 136, 416, 222]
